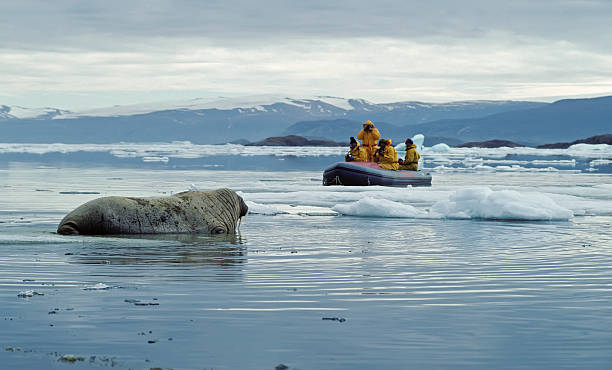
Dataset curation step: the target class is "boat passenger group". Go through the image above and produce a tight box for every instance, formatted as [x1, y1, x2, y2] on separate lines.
[345, 120, 421, 171]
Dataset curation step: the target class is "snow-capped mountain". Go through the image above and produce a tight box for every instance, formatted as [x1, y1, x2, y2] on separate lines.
[53, 95, 359, 119]
[0, 105, 71, 120]
[0, 95, 551, 144]
[3, 95, 543, 121]
[7, 95, 536, 122]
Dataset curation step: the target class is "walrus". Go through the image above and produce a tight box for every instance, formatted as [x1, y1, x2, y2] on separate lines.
[57, 188, 248, 235]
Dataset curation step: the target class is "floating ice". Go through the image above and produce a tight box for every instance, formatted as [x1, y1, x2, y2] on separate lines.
[141, 156, 169, 163]
[332, 187, 573, 221]
[430, 187, 573, 221]
[394, 133, 425, 152]
[590, 159, 612, 167]
[0, 142, 346, 159]
[568, 143, 610, 153]
[18, 290, 44, 298]
[243, 200, 336, 216]
[332, 197, 429, 218]
[430, 143, 451, 152]
[430, 164, 579, 173]
[412, 134, 424, 149]
[245, 201, 288, 215]
[83, 283, 112, 290]
[1, 141, 610, 166]
[1, 141, 610, 173]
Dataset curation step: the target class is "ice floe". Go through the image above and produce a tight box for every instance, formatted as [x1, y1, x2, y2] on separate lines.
[429, 187, 573, 220]
[331, 187, 573, 221]
[83, 283, 114, 290]
[429, 143, 451, 152]
[18, 290, 44, 298]
[332, 197, 429, 218]
[0, 142, 609, 160]
[236, 181, 589, 221]
[1, 141, 610, 174]
[245, 201, 288, 215]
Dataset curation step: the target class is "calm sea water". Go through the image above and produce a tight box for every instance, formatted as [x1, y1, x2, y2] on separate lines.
[1, 147, 612, 369]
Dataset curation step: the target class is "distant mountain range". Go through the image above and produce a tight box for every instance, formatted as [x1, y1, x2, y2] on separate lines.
[407, 95, 612, 145]
[0, 95, 609, 145]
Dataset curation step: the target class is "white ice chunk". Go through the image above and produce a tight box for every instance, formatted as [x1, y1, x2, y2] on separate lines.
[430, 143, 451, 152]
[430, 187, 574, 221]
[83, 283, 112, 290]
[332, 197, 429, 218]
[18, 290, 44, 297]
[141, 156, 169, 162]
[332, 187, 573, 221]
[245, 201, 288, 215]
[412, 134, 424, 150]
[589, 159, 612, 167]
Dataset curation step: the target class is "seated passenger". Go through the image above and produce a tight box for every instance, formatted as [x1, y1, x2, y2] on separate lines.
[373, 138, 399, 170]
[398, 138, 420, 171]
[345, 137, 367, 162]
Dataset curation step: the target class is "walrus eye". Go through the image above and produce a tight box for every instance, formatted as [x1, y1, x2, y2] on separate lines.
[211, 226, 226, 234]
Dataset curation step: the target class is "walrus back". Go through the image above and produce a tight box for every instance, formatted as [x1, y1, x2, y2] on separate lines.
[57, 189, 248, 235]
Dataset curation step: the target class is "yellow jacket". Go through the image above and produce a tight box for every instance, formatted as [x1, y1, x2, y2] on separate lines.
[399, 144, 420, 171]
[346, 144, 367, 162]
[357, 121, 381, 147]
[374, 145, 399, 170]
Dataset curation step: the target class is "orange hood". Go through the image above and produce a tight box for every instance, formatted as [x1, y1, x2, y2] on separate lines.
[362, 120, 375, 128]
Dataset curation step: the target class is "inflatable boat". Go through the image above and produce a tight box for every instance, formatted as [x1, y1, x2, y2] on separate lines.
[323, 162, 432, 187]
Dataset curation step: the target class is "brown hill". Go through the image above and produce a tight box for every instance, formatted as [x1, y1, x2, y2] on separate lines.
[457, 139, 525, 148]
[537, 134, 612, 149]
[247, 135, 346, 147]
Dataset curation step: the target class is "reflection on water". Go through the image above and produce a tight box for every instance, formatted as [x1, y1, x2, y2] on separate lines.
[69, 233, 247, 267]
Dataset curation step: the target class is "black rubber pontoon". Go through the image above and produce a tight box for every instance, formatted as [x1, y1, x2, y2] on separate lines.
[323, 162, 432, 187]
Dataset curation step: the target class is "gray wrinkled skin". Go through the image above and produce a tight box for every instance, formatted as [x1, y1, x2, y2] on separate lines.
[57, 188, 248, 235]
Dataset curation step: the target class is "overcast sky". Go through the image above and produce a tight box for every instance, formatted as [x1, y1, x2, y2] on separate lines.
[2, 0, 612, 109]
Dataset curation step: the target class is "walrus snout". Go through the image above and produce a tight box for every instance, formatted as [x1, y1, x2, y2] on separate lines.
[57, 221, 79, 235]
[238, 196, 248, 218]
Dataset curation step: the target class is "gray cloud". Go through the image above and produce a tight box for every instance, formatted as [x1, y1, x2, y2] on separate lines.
[3, 0, 612, 50]
[2, 0, 612, 108]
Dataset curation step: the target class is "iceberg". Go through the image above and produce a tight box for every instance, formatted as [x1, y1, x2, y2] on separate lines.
[332, 197, 428, 218]
[430, 143, 451, 152]
[431, 187, 573, 221]
[332, 187, 574, 221]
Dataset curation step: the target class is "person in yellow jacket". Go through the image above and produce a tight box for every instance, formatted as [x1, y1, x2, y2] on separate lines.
[357, 120, 381, 161]
[373, 138, 399, 170]
[398, 138, 420, 170]
[345, 137, 367, 162]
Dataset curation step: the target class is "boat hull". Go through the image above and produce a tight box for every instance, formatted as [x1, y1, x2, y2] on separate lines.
[323, 162, 432, 187]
